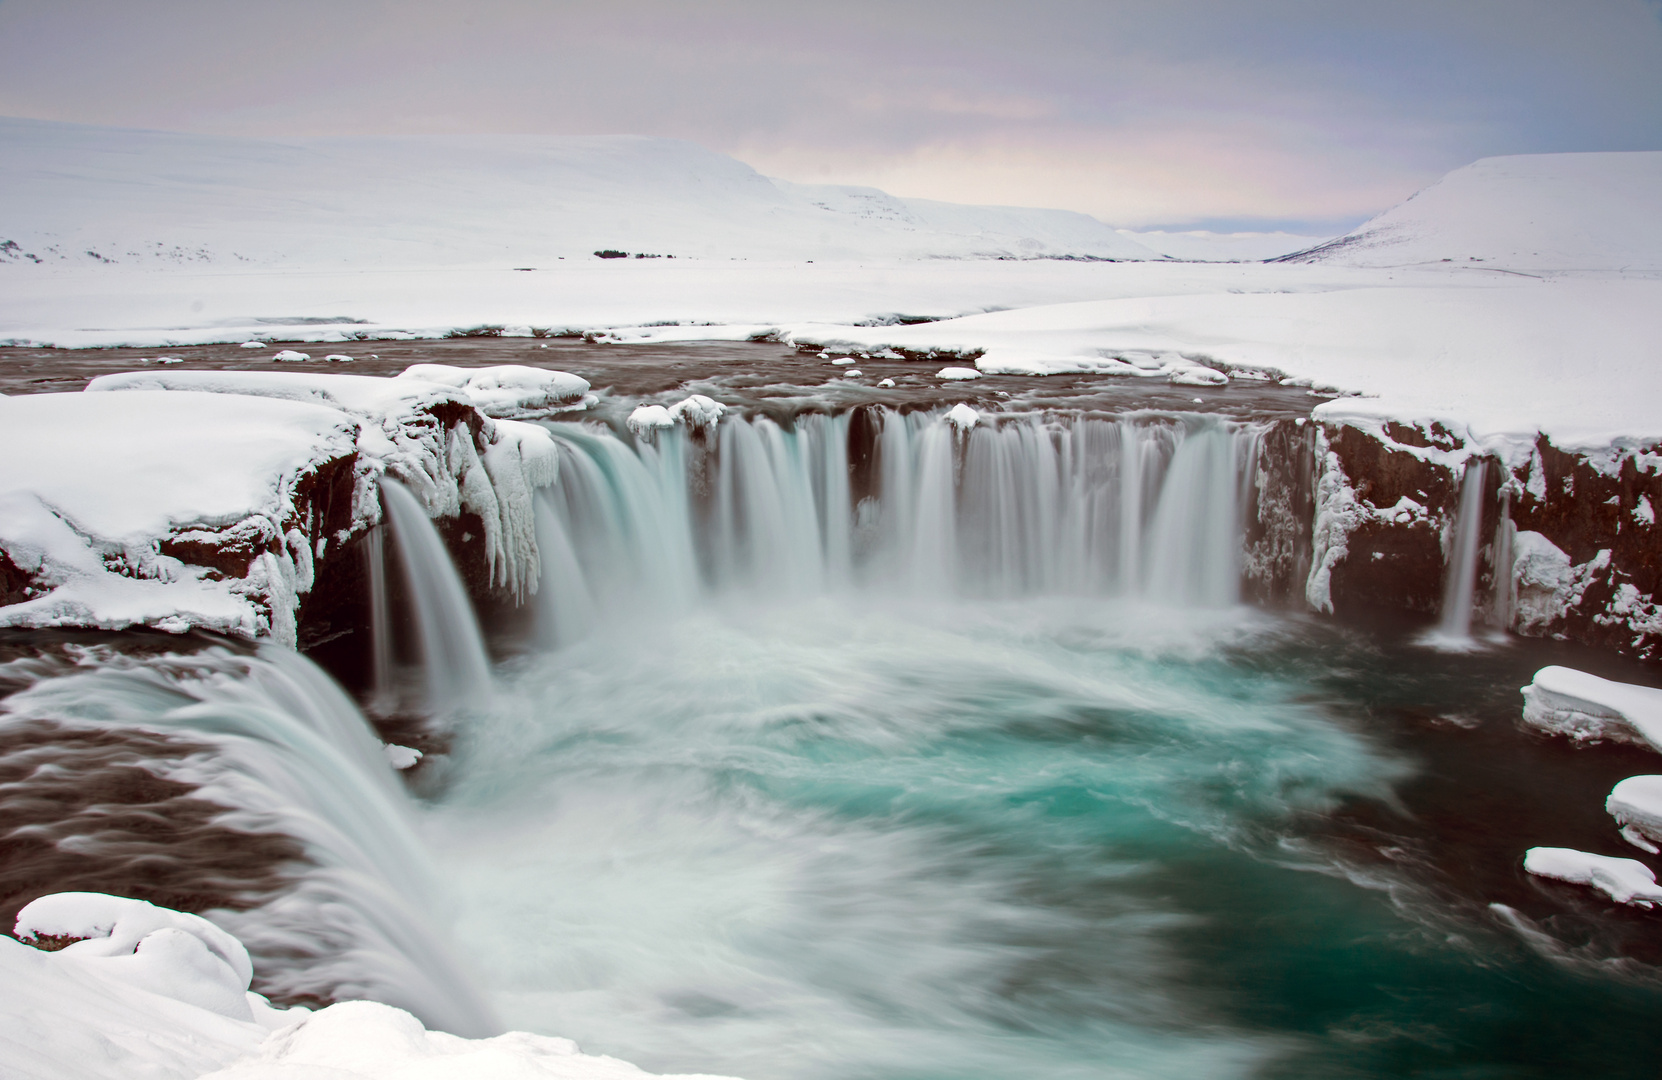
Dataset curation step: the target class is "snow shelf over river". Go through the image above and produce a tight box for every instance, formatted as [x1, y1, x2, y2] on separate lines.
[0, 366, 582, 643]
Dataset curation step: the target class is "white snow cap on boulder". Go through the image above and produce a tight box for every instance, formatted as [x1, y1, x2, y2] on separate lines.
[396, 363, 590, 418]
[15, 892, 258, 1022]
[937, 366, 981, 381]
[945, 403, 980, 431]
[1520, 665, 1662, 751]
[1523, 847, 1662, 907]
[1607, 775, 1662, 853]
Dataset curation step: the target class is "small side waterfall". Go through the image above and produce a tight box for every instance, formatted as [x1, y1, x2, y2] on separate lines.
[1433, 458, 1488, 644]
[531, 407, 1261, 642]
[363, 526, 396, 709]
[1488, 488, 1515, 632]
[0, 644, 499, 1037]
[380, 481, 494, 712]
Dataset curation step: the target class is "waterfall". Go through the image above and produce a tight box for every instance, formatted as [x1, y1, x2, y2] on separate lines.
[1433, 459, 1488, 644]
[0, 643, 499, 1038]
[380, 480, 494, 712]
[363, 525, 396, 709]
[531, 408, 1261, 641]
[1489, 488, 1515, 632]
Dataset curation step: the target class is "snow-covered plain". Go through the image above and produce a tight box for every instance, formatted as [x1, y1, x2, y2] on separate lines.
[3, 121, 1659, 451]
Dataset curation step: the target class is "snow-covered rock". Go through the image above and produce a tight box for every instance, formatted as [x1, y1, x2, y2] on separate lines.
[0, 390, 356, 644]
[1607, 776, 1662, 853]
[1523, 847, 1662, 907]
[1520, 666, 1662, 751]
[396, 363, 590, 418]
[272, 349, 312, 362]
[85, 367, 562, 601]
[936, 366, 981, 381]
[1, 892, 741, 1080]
[945, 403, 980, 432]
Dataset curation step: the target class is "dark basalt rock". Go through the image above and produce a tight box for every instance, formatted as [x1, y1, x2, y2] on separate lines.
[1242, 418, 1315, 606]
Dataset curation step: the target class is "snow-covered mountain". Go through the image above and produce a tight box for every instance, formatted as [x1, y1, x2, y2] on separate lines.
[1279, 151, 1662, 272]
[0, 117, 1161, 267]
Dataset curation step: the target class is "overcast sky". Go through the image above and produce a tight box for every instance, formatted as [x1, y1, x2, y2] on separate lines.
[2, 0, 1660, 232]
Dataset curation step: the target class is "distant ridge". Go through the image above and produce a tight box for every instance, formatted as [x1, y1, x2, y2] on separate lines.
[0, 116, 1162, 267]
[1275, 151, 1662, 272]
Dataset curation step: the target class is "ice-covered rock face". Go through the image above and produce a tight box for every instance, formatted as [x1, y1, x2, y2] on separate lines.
[0, 366, 575, 644]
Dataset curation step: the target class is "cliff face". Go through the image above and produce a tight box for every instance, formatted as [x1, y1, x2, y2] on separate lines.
[1260, 414, 1662, 662]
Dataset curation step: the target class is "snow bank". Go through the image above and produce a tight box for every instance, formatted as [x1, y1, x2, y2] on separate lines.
[86, 367, 563, 600]
[1519, 666, 1662, 750]
[1607, 775, 1662, 853]
[1282, 152, 1662, 273]
[2, 892, 741, 1080]
[1523, 847, 1662, 907]
[0, 390, 355, 643]
[201, 1000, 740, 1080]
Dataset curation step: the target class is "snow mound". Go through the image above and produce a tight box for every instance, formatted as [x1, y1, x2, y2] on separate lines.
[946, 403, 981, 431]
[1523, 846, 1662, 907]
[1520, 665, 1662, 751]
[201, 999, 742, 1080]
[937, 366, 981, 380]
[397, 363, 590, 418]
[1607, 775, 1662, 853]
[2, 892, 741, 1080]
[1281, 152, 1662, 272]
[0, 116, 1159, 266]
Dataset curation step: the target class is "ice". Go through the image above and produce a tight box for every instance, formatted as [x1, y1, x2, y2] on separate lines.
[1520, 666, 1662, 751]
[877, 378, 896, 388]
[272, 349, 312, 362]
[937, 366, 981, 380]
[627, 404, 676, 434]
[1523, 847, 1662, 907]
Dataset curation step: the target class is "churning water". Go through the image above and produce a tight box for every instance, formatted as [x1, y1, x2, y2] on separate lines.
[7, 395, 1662, 1078]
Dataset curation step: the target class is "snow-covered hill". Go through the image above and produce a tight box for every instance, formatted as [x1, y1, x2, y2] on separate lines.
[0, 117, 1160, 267]
[1280, 151, 1662, 272]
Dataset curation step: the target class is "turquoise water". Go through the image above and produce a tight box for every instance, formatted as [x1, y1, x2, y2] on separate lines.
[420, 597, 1662, 1079]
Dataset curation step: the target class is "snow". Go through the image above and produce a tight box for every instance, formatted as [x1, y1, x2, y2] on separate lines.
[396, 363, 590, 418]
[0, 116, 1156, 267]
[1118, 229, 1334, 262]
[1283, 152, 1662, 273]
[273, 350, 312, 363]
[945, 403, 981, 431]
[2, 892, 741, 1080]
[0, 390, 355, 642]
[383, 743, 425, 770]
[1520, 665, 1662, 751]
[936, 366, 981, 380]
[1523, 847, 1662, 907]
[1607, 776, 1662, 853]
